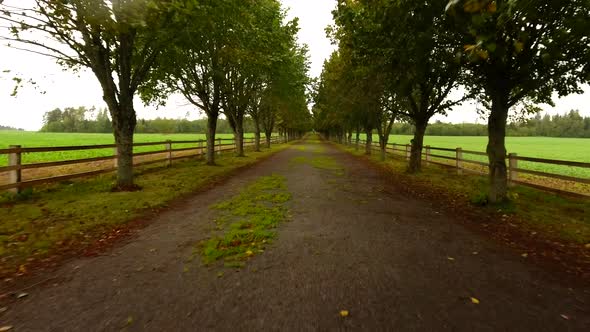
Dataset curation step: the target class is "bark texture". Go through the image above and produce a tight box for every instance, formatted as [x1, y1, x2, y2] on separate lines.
[408, 120, 427, 173]
[487, 91, 510, 203]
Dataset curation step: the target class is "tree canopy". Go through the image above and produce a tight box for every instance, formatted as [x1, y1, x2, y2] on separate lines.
[314, 0, 589, 203]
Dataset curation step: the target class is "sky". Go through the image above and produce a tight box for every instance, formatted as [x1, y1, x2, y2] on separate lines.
[0, 0, 588, 131]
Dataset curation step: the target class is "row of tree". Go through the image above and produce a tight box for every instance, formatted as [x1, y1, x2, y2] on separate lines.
[1, 0, 312, 190]
[0, 124, 23, 131]
[40, 106, 263, 134]
[40, 105, 590, 138]
[313, 0, 589, 203]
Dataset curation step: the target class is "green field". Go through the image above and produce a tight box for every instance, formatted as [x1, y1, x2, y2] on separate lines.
[0, 131, 254, 166]
[0, 131, 589, 178]
[356, 134, 590, 178]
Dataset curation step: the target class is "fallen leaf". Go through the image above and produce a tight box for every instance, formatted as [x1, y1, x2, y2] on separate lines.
[560, 314, 570, 320]
[16, 292, 28, 299]
[126, 316, 134, 325]
[585, 244, 590, 249]
[245, 250, 253, 256]
[521, 253, 528, 258]
[447, 257, 455, 261]
[0, 326, 13, 331]
[217, 272, 224, 278]
[472, 252, 479, 255]
[340, 310, 349, 317]
[470, 297, 480, 304]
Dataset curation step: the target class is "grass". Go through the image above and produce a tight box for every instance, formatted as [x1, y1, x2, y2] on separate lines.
[198, 175, 291, 267]
[0, 131, 257, 166]
[0, 143, 290, 276]
[359, 134, 590, 178]
[339, 143, 590, 245]
[288, 143, 344, 176]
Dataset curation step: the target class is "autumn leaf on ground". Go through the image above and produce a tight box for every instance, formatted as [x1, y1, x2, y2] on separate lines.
[0, 326, 13, 331]
[340, 310, 349, 317]
[560, 314, 570, 320]
[447, 257, 455, 261]
[470, 297, 480, 304]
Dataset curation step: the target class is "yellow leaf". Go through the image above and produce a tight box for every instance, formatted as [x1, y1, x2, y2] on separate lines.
[464, 0, 484, 13]
[464, 44, 477, 52]
[487, 1, 497, 13]
[340, 310, 349, 317]
[447, 257, 455, 261]
[246, 250, 253, 256]
[471, 297, 480, 304]
[476, 49, 489, 60]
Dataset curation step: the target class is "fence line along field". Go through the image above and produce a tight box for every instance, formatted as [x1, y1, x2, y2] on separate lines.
[363, 134, 590, 179]
[0, 131, 255, 166]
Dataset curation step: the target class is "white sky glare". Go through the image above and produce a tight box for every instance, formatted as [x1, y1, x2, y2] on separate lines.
[0, 0, 588, 131]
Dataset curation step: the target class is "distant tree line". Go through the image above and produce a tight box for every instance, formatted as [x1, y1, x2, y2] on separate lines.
[40, 107, 590, 138]
[388, 110, 590, 138]
[40, 107, 257, 134]
[0, 125, 24, 131]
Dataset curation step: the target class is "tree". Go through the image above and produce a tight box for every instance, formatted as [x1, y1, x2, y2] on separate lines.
[446, 0, 590, 202]
[141, 0, 237, 165]
[1, 0, 175, 190]
[332, 0, 468, 172]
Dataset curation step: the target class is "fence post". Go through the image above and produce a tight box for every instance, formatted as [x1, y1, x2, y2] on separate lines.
[217, 138, 221, 155]
[165, 140, 172, 167]
[456, 147, 463, 175]
[405, 144, 411, 161]
[509, 153, 518, 186]
[425, 145, 431, 165]
[8, 145, 22, 194]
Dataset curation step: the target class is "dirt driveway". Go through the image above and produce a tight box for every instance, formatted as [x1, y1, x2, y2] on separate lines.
[1, 140, 589, 331]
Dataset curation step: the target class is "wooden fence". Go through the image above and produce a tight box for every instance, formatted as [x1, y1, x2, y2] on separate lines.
[343, 139, 590, 198]
[0, 136, 283, 193]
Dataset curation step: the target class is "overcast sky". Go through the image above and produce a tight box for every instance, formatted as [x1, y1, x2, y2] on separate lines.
[0, 0, 588, 131]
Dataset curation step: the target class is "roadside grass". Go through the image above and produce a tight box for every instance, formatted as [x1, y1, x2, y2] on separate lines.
[198, 175, 291, 268]
[338, 144, 590, 245]
[0, 144, 290, 276]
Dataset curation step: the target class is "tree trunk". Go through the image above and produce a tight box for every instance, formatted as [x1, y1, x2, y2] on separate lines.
[254, 120, 261, 152]
[234, 126, 245, 157]
[379, 136, 388, 161]
[408, 120, 427, 173]
[355, 129, 360, 151]
[114, 125, 135, 190]
[206, 115, 217, 165]
[265, 131, 272, 148]
[365, 128, 372, 155]
[111, 101, 137, 191]
[487, 91, 510, 203]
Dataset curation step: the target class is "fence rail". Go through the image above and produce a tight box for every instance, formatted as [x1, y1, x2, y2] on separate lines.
[1, 136, 283, 193]
[342, 139, 590, 198]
